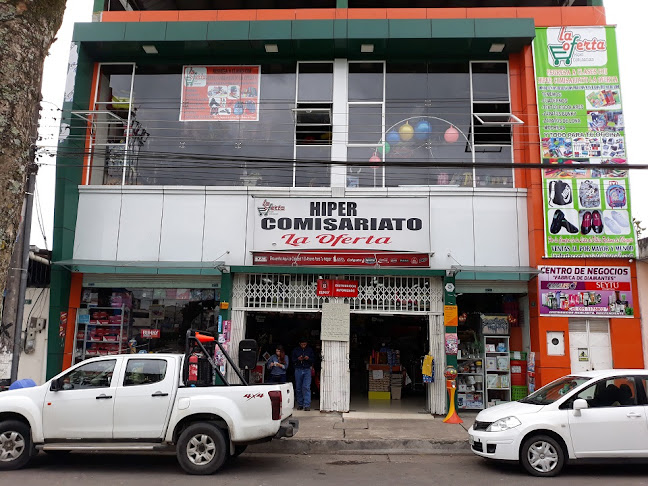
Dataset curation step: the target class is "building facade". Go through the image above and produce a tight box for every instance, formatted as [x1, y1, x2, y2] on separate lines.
[48, 0, 642, 414]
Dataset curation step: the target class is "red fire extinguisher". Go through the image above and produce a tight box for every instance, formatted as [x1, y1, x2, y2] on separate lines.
[188, 354, 199, 385]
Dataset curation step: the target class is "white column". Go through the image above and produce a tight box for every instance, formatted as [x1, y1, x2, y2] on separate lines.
[428, 313, 446, 415]
[320, 340, 350, 412]
[330, 58, 348, 189]
[227, 273, 247, 384]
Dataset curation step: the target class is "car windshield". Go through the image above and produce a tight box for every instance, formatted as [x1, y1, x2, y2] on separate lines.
[519, 376, 590, 405]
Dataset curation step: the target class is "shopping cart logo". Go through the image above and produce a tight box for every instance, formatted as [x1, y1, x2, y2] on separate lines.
[257, 199, 286, 216]
[547, 27, 607, 67]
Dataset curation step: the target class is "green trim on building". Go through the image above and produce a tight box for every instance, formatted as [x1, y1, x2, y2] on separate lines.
[72, 18, 534, 62]
[46, 43, 94, 379]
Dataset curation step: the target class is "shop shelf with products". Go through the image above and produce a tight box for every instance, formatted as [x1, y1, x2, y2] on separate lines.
[484, 335, 511, 407]
[73, 301, 132, 363]
[456, 357, 485, 410]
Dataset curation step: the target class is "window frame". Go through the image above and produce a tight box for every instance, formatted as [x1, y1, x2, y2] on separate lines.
[58, 359, 117, 391]
[123, 358, 168, 387]
[469, 61, 517, 186]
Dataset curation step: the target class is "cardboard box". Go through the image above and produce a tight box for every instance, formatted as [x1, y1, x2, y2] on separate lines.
[391, 386, 402, 400]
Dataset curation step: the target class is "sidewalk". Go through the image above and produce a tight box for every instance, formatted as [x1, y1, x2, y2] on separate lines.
[250, 410, 475, 455]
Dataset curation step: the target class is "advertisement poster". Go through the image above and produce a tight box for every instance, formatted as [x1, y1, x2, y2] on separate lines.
[252, 197, 430, 252]
[534, 27, 636, 258]
[180, 65, 260, 121]
[538, 265, 634, 317]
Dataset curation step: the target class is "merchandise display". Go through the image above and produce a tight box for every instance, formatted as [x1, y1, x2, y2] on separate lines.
[484, 335, 511, 406]
[74, 293, 132, 363]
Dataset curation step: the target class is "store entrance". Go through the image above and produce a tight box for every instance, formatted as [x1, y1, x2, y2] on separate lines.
[245, 311, 322, 398]
[349, 314, 428, 413]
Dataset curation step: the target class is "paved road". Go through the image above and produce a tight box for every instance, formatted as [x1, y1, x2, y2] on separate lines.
[5, 452, 648, 485]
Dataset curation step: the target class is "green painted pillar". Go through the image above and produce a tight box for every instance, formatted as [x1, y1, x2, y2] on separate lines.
[444, 275, 457, 370]
[219, 273, 232, 322]
[443, 275, 458, 410]
[336, 0, 348, 8]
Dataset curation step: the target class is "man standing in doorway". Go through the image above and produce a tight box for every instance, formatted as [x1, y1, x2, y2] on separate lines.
[292, 338, 315, 411]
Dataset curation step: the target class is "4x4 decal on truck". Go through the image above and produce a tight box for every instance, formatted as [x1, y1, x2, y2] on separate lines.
[244, 393, 264, 400]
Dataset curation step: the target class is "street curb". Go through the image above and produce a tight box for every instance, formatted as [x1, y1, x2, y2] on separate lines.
[249, 438, 471, 455]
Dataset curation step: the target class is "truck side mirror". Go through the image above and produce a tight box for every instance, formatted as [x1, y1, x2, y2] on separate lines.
[238, 339, 258, 370]
[573, 398, 588, 416]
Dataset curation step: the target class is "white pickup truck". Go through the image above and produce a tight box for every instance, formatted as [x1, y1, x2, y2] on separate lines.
[0, 331, 298, 475]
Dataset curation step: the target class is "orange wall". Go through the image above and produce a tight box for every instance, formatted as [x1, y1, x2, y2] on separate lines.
[62, 273, 83, 370]
[508, 14, 644, 386]
[100, 6, 606, 27]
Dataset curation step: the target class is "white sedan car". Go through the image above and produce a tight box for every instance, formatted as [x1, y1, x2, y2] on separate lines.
[468, 369, 648, 477]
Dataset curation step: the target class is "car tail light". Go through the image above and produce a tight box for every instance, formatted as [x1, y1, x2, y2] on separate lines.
[269, 390, 282, 420]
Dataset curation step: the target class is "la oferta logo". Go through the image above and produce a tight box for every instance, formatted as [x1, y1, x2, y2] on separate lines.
[548, 27, 607, 67]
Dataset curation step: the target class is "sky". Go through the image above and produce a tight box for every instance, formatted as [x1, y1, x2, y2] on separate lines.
[31, 0, 648, 250]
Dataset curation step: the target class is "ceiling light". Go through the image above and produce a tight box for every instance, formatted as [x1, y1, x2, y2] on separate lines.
[265, 44, 279, 53]
[142, 45, 158, 54]
[361, 44, 374, 53]
[489, 43, 506, 53]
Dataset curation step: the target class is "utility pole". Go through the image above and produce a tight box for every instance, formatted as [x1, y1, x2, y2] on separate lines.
[11, 160, 38, 382]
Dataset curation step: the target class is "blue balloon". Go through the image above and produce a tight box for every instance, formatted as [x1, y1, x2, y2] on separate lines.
[386, 130, 400, 144]
[414, 120, 432, 141]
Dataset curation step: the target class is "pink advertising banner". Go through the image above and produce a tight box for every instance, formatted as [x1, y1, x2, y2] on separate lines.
[538, 265, 634, 318]
[180, 65, 260, 121]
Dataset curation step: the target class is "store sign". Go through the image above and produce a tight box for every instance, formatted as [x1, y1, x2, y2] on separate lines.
[316, 279, 359, 298]
[253, 251, 430, 268]
[538, 265, 634, 317]
[140, 328, 161, 339]
[180, 65, 260, 121]
[252, 198, 429, 252]
[534, 27, 636, 258]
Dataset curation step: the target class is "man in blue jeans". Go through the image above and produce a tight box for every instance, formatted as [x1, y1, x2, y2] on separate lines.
[292, 338, 315, 411]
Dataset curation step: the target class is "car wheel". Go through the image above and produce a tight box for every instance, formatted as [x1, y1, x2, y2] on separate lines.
[0, 420, 32, 470]
[520, 435, 564, 477]
[176, 423, 227, 475]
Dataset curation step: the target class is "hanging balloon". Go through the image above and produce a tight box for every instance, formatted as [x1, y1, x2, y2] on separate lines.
[444, 125, 460, 143]
[414, 120, 432, 141]
[369, 154, 381, 169]
[399, 122, 414, 142]
[377, 142, 391, 156]
[386, 130, 400, 144]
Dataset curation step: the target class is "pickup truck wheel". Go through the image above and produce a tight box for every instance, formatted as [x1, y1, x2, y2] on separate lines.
[0, 421, 31, 470]
[177, 423, 227, 475]
[520, 435, 564, 477]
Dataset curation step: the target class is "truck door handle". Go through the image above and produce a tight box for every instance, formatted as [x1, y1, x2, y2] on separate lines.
[627, 412, 643, 418]
[96, 394, 113, 400]
[151, 392, 169, 397]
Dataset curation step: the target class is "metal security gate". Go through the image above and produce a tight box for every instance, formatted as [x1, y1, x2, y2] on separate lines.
[236, 273, 441, 314]
[231, 273, 445, 413]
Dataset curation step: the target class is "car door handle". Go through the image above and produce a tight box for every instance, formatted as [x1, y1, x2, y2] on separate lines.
[96, 394, 113, 400]
[627, 412, 643, 418]
[151, 392, 169, 397]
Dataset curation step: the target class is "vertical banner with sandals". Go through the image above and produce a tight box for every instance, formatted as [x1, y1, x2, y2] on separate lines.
[534, 26, 636, 258]
[179, 65, 261, 122]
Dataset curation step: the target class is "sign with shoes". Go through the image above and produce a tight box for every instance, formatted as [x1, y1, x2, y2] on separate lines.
[534, 27, 636, 258]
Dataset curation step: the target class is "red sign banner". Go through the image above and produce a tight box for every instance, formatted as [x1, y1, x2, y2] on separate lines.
[317, 279, 359, 297]
[253, 252, 430, 268]
[141, 329, 161, 339]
